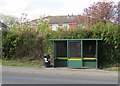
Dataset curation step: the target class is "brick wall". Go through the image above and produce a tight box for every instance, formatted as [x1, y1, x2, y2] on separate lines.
[49, 25, 52, 31]
[69, 23, 77, 30]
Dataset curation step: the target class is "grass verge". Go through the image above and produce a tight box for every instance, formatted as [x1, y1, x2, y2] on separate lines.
[2, 59, 120, 71]
[2, 59, 44, 68]
[104, 67, 120, 71]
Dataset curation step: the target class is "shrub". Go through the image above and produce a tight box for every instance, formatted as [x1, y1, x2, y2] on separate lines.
[2, 21, 119, 68]
[46, 22, 120, 67]
[2, 29, 46, 61]
[92, 22, 120, 67]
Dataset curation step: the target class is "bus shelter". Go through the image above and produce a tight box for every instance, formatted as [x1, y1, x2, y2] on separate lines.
[50, 39, 102, 68]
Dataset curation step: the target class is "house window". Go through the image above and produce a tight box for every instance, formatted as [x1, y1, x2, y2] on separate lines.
[62, 24, 69, 30]
[77, 24, 85, 29]
[52, 24, 58, 31]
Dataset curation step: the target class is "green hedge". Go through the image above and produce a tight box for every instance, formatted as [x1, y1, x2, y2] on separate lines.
[46, 22, 120, 67]
[2, 29, 46, 61]
[2, 22, 120, 67]
[92, 22, 120, 67]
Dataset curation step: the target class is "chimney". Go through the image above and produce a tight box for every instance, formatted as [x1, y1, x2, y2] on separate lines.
[67, 14, 70, 18]
[72, 13, 73, 17]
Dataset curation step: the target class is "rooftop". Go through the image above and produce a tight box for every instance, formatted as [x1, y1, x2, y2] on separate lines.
[49, 39, 102, 41]
[32, 15, 79, 24]
[48, 15, 77, 24]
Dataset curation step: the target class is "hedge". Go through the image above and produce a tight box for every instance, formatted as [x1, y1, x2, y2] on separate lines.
[46, 22, 120, 67]
[2, 21, 120, 67]
[2, 29, 46, 61]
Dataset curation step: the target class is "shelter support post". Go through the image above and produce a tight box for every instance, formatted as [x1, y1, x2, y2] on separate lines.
[96, 40, 98, 69]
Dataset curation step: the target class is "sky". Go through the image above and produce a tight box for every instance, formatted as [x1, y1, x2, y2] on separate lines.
[0, 0, 119, 20]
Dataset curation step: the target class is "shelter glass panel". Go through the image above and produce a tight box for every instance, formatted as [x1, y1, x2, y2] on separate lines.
[68, 42, 81, 57]
[55, 41, 67, 57]
[83, 40, 96, 57]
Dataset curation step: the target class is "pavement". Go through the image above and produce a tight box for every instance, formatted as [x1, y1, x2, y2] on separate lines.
[2, 71, 118, 84]
[2, 66, 118, 77]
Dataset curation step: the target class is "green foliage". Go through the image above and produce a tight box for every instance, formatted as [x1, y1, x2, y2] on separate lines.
[38, 19, 49, 33]
[45, 22, 119, 67]
[2, 30, 19, 59]
[2, 21, 119, 68]
[0, 13, 17, 27]
[2, 29, 46, 61]
[92, 22, 120, 67]
[47, 29, 93, 39]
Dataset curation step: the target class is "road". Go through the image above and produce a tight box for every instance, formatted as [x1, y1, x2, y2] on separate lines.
[2, 71, 118, 84]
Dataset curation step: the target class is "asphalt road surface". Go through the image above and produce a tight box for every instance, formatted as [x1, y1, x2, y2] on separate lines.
[2, 71, 118, 84]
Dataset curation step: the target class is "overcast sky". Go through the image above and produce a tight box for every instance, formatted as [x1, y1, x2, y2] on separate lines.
[0, 0, 119, 20]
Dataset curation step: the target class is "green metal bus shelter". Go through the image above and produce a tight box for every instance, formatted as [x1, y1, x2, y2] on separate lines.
[50, 39, 102, 68]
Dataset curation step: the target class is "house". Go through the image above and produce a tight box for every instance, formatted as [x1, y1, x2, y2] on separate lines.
[44, 15, 78, 31]
[0, 21, 9, 30]
[32, 15, 79, 31]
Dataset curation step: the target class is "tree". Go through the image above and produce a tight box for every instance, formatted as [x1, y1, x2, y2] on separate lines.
[31, 16, 50, 33]
[112, 1, 120, 24]
[76, 1, 117, 29]
[38, 19, 49, 33]
[0, 13, 17, 28]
